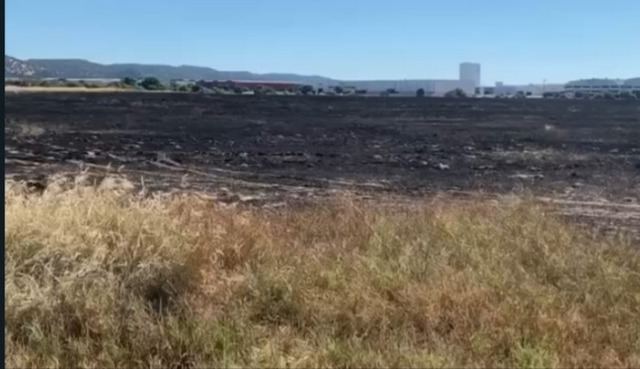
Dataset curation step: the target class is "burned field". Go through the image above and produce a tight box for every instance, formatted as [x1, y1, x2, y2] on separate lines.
[5, 92, 640, 234]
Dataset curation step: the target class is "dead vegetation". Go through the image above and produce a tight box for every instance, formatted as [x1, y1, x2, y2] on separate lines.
[5, 178, 640, 368]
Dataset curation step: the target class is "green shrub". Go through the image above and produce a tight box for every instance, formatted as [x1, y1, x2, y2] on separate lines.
[140, 77, 165, 91]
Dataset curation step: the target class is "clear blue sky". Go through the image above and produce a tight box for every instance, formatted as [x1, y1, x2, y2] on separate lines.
[6, 0, 640, 84]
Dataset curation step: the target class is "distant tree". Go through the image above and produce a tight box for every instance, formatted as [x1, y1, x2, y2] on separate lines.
[317, 88, 324, 94]
[386, 88, 398, 95]
[190, 84, 202, 93]
[355, 89, 367, 95]
[299, 85, 315, 95]
[122, 77, 137, 86]
[444, 88, 467, 98]
[334, 86, 344, 95]
[254, 86, 275, 95]
[416, 88, 425, 97]
[618, 91, 635, 100]
[140, 77, 165, 91]
[5, 79, 22, 86]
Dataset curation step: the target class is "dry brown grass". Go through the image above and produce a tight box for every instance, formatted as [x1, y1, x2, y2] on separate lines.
[5, 178, 640, 368]
[4, 86, 132, 93]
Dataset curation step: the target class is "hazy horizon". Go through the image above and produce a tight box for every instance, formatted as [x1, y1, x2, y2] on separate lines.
[6, 0, 640, 85]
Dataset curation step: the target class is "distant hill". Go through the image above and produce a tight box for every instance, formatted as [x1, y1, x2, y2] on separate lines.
[5, 55, 46, 77]
[5, 55, 336, 85]
[624, 78, 640, 86]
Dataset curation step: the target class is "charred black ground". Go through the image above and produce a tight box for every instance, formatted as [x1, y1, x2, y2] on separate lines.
[5, 92, 640, 236]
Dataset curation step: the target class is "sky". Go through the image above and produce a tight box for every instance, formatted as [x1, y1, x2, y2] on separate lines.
[6, 0, 640, 84]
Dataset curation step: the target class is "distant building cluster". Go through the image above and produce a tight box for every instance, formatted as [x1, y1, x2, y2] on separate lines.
[194, 67, 485, 96]
[483, 79, 640, 99]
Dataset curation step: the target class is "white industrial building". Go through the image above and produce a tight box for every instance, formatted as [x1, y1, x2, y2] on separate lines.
[564, 79, 640, 95]
[489, 82, 564, 96]
[337, 62, 481, 96]
[459, 62, 481, 88]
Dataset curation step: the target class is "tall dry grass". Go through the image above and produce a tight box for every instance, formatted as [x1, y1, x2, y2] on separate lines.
[5, 178, 640, 368]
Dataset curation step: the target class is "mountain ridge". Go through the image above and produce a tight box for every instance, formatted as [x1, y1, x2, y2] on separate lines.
[5, 55, 336, 85]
